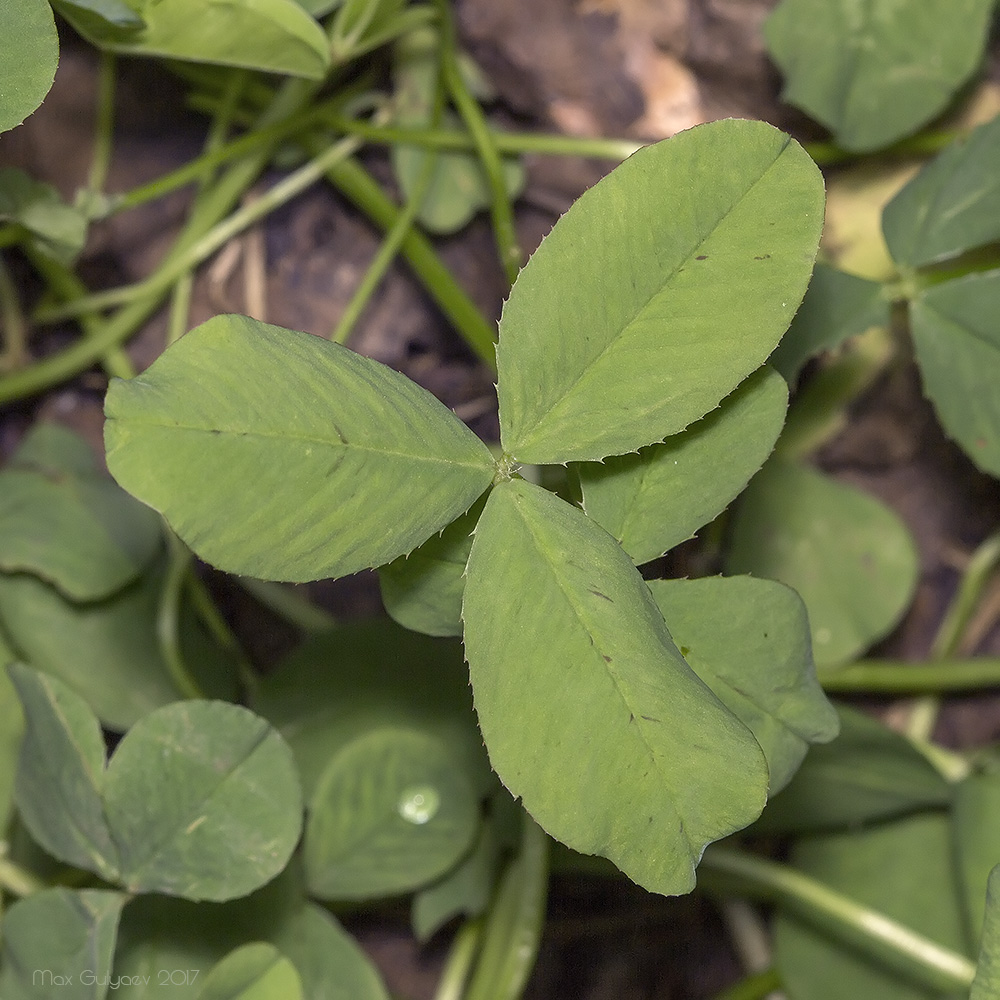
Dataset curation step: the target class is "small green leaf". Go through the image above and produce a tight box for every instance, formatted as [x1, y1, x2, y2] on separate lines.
[378, 495, 485, 637]
[752, 705, 952, 835]
[775, 812, 969, 1000]
[972, 866, 1000, 1000]
[953, 767, 1000, 947]
[769, 264, 890, 382]
[0, 657, 24, 830]
[10, 663, 119, 880]
[648, 575, 838, 794]
[0, 0, 58, 134]
[198, 943, 302, 1000]
[910, 271, 1000, 477]
[104, 700, 302, 900]
[497, 118, 823, 463]
[53, 0, 144, 29]
[883, 114, 1000, 268]
[575, 367, 787, 563]
[727, 458, 919, 667]
[105, 315, 495, 583]
[304, 727, 479, 900]
[764, 0, 995, 152]
[54, 0, 330, 80]
[251, 620, 490, 799]
[464, 478, 767, 895]
[0, 423, 161, 600]
[0, 167, 88, 263]
[0, 889, 126, 1000]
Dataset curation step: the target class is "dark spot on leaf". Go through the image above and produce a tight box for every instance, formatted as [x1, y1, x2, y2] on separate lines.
[753, 254, 771, 260]
[602, 654, 612, 662]
[695, 254, 708, 260]
[679, 645, 690, 657]
[640, 715, 660, 723]
[210, 429, 221, 435]
[629, 713, 635, 723]
[589, 589, 613, 602]
[332, 423, 348, 445]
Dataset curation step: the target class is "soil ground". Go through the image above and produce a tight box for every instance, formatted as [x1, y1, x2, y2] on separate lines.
[3, 2, 1000, 997]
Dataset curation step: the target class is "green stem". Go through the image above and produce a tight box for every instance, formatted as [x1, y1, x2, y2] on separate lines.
[709, 967, 782, 1000]
[804, 126, 965, 166]
[0, 256, 28, 371]
[87, 51, 117, 196]
[322, 154, 498, 370]
[436, 0, 520, 284]
[433, 919, 484, 1000]
[700, 846, 976, 993]
[237, 578, 337, 634]
[157, 532, 207, 701]
[819, 658, 1000, 693]
[0, 856, 47, 898]
[320, 114, 643, 160]
[185, 571, 258, 697]
[464, 815, 548, 1000]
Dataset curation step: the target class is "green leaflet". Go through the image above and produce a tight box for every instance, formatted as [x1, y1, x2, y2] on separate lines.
[11, 665, 302, 902]
[198, 943, 303, 1000]
[496, 118, 823, 464]
[769, 264, 889, 382]
[0, 423, 161, 601]
[0, 889, 126, 1000]
[0, 659, 24, 830]
[0, 168, 89, 264]
[910, 271, 1000, 478]
[972, 867, 1000, 1000]
[754, 705, 952, 835]
[575, 366, 788, 564]
[105, 315, 495, 583]
[764, 0, 995, 152]
[463, 478, 768, 895]
[775, 812, 969, 1000]
[304, 727, 479, 900]
[648, 576, 838, 794]
[727, 458, 919, 668]
[953, 767, 1000, 948]
[883, 114, 1000, 269]
[53, 0, 330, 80]
[0, 0, 58, 134]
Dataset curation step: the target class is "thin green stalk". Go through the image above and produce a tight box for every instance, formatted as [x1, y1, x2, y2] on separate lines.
[166, 273, 194, 346]
[805, 127, 964, 166]
[87, 51, 117, 196]
[0, 856, 47, 898]
[157, 532, 207, 701]
[237, 578, 337, 634]
[0, 257, 27, 371]
[709, 967, 782, 1000]
[322, 154, 497, 370]
[464, 816, 548, 1000]
[435, 0, 521, 284]
[185, 570, 258, 696]
[700, 846, 976, 994]
[318, 114, 643, 160]
[819, 658, 1000, 693]
[433, 919, 484, 1000]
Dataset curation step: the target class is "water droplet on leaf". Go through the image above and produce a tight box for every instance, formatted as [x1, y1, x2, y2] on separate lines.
[398, 785, 440, 825]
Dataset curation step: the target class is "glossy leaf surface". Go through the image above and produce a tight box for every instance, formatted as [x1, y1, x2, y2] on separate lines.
[727, 459, 919, 667]
[775, 812, 968, 1000]
[765, 0, 994, 152]
[883, 114, 1000, 268]
[304, 727, 479, 900]
[0, 423, 161, 600]
[105, 316, 495, 582]
[0, 0, 58, 134]
[753, 705, 951, 835]
[54, 0, 330, 79]
[497, 119, 823, 463]
[464, 478, 768, 894]
[0, 889, 126, 1000]
[910, 271, 1000, 477]
[198, 943, 302, 1000]
[648, 575, 838, 794]
[576, 367, 787, 563]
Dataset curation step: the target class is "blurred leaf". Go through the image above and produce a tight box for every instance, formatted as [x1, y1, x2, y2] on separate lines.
[883, 114, 1000, 268]
[648, 575, 838, 794]
[464, 478, 767, 895]
[910, 270, 1000, 477]
[197, 943, 302, 1000]
[0, 889, 126, 1000]
[0, 168, 88, 263]
[0, 0, 58, 134]
[0, 652, 24, 829]
[304, 727, 479, 900]
[764, 0, 995, 152]
[953, 767, 1000, 947]
[497, 119, 823, 463]
[54, 0, 144, 28]
[54, 0, 330, 79]
[727, 458, 919, 667]
[769, 264, 889, 381]
[775, 812, 968, 1000]
[105, 316, 495, 583]
[575, 367, 787, 563]
[753, 705, 952, 835]
[0, 423, 161, 600]
[972, 866, 1000, 1000]
[251, 620, 490, 799]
